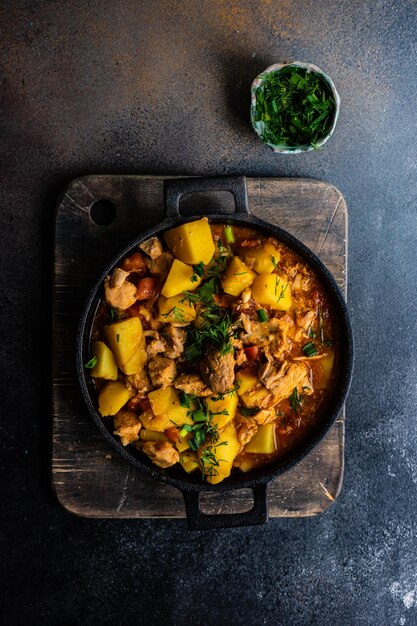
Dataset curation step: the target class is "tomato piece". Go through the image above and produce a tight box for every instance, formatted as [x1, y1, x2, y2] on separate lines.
[244, 346, 260, 361]
[136, 277, 158, 301]
[122, 252, 147, 274]
[165, 427, 180, 442]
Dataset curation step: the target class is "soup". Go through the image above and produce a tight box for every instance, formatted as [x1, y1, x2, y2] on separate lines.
[85, 218, 339, 484]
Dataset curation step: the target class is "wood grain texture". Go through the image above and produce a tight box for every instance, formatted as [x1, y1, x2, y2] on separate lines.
[52, 176, 347, 518]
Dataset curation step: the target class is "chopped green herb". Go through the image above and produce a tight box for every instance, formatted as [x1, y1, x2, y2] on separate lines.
[253, 66, 335, 148]
[108, 307, 121, 323]
[179, 391, 191, 409]
[191, 261, 205, 283]
[302, 342, 318, 357]
[308, 326, 317, 339]
[84, 356, 98, 369]
[256, 308, 269, 322]
[161, 306, 187, 324]
[239, 407, 260, 417]
[289, 387, 304, 415]
[116, 334, 120, 343]
[200, 441, 228, 480]
[210, 385, 240, 402]
[224, 225, 235, 244]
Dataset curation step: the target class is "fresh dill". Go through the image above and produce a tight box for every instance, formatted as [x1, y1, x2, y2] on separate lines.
[161, 306, 187, 324]
[200, 441, 228, 480]
[289, 387, 304, 415]
[210, 385, 240, 402]
[108, 307, 121, 323]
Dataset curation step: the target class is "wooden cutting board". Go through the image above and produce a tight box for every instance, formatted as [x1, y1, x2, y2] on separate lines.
[52, 176, 347, 519]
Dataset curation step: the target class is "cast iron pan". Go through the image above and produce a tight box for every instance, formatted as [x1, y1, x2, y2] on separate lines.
[77, 175, 353, 530]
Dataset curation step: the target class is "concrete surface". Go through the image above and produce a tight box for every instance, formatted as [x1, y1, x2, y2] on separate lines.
[1, 1, 416, 624]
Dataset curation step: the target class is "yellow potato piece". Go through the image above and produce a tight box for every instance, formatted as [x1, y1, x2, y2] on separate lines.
[147, 386, 194, 431]
[164, 217, 215, 265]
[236, 369, 258, 396]
[90, 341, 118, 380]
[242, 243, 280, 274]
[206, 391, 238, 429]
[221, 256, 256, 297]
[121, 338, 147, 375]
[180, 450, 199, 474]
[161, 259, 203, 298]
[238, 456, 259, 473]
[98, 381, 133, 416]
[316, 349, 335, 389]
[251, 273, 292, 310]
[245, 423, 276, 454]
[203, 422, 240, 485]
[157, 293, 196, 323]
[105, 317, 143, 370]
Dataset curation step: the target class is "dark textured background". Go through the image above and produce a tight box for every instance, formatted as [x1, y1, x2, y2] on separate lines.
[1, 1, 416, 624]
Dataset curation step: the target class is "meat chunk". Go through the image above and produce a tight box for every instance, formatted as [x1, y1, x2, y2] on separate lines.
[104, 269, 137, 310]
[240, 315, 292, 359]
[145, 251, 174, 279]
[162, 325, 186, 359]
[147, 338, 166, 357]
[139, 236, 163, 259]
[240, 383, 272, 409]
[259, 361, 313, 405]
[236, 418, 258, 445]
[126, 370, 152, 396]
[174, 374, 213, 397]
[142, 441, 179, 468]
[200, 345, 235, 394]
[148, 356, 177, 388]
[293, 309, 316, 340]
[252, 408, 276, 425]
[113, 411, 142, 446]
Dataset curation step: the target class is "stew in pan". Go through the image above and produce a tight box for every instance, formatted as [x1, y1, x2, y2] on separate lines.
[85, 218, 339, 484]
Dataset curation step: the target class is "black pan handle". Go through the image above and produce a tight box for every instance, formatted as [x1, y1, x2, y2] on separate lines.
[182, 484, 268, 530]
[164, 175, 251, 220]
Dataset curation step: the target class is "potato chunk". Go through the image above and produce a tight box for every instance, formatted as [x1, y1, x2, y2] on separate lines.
[245, 423, 276, 454]
[105, 317, 143, 372]
[90, 341, 118, 380]
[180, 450, 199, 474]
[146, 386, 194, 431]
[157, 293, 196, 323]
[221, 256, 256, 297]
[98, 381, 133, 416]
[236, 369, 258, 396]
[241, 242, 280, 274]
[205, 391, 238, 429]
[161, 259, 203, 298]
[251, 273, 292, 310]
[164, 217, 215, 265]
[201, 422, 241, 485]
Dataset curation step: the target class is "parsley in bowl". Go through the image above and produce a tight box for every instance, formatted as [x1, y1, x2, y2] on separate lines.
[250, 62, 340, 154]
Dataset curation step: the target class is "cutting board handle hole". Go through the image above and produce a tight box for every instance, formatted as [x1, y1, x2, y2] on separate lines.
[90, 199, 117, 226]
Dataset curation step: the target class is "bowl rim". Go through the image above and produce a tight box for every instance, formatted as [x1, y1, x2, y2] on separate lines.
[250, 61, 341, 154]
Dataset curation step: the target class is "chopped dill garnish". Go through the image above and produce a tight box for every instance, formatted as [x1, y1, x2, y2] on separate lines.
[200, 441, 228, 480]
[161, 306, 187, 324]
[289, 387, 304, 415]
